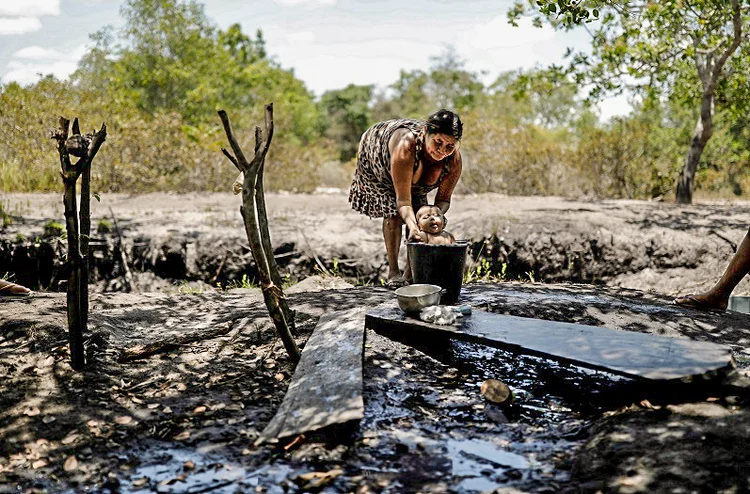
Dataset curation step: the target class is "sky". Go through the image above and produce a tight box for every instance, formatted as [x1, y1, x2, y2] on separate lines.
[0, 0, 631, 119]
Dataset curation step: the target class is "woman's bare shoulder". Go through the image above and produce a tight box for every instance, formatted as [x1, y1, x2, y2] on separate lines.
[388, 127, 417, 155]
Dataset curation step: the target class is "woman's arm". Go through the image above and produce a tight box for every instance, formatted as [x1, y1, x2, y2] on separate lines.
[389, 129, 421, 241]
[435, 149, 463, 214]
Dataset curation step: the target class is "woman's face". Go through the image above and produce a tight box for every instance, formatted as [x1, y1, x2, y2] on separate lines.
[425, 132, 458, 162]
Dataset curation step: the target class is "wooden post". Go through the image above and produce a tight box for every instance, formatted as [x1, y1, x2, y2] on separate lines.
[218, 105, 300, 362]
[77, 119, 92, 328]
[52, 116, 107, 371]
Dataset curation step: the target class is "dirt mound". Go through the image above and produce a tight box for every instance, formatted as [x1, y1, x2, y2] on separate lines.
[3, 193, 750, 299]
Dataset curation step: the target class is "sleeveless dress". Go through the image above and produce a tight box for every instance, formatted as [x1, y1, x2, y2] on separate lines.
[348, 118, 453, 218]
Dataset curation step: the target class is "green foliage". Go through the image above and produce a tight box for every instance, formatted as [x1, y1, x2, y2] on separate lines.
[373, 48, 485, 120]
[1, 0, 749, 202]
[508, 0, 602, 28]
[464, 258, 508, 284]
[173, 280, 206, 294]
[97, 219, 112, 234]
[226, 274, 257, 290]
[318, 84, 374, 161]
[459, 108, 574, 196]
[43, 220, 65, 238]
[0, 201, 11, 228]
[511, 0, 750, 202]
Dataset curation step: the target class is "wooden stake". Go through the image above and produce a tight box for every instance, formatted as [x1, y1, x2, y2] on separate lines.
[218, 105, 300, 362]
[52, 116, 107, 371]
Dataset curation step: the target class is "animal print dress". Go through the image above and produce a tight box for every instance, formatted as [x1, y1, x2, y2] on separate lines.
[349, 118, 452, 218]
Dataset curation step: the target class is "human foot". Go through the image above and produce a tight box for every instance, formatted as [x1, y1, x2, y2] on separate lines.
[0, 280, 32, 296]
[385, 278, 407, 289]
[673, 293, 728, 311]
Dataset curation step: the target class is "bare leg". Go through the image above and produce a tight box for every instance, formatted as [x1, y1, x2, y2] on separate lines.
[404, 249, 412, 283]
[0, 279, 32, 296]
[383, 216, 404, 283]
[675, 228, 750, 310]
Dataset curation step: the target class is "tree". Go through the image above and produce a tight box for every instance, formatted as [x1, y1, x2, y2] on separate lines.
[373, 47, 485, 120]
[488, 69, 583, 129]
[318, 84, 373, 161]
[511, 0, 749, 203]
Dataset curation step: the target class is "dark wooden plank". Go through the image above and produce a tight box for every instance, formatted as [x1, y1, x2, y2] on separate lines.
[257, 308, 366, 444]
[366, 305, 734, 382]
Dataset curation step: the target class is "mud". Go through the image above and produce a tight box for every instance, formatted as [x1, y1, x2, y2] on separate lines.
[1, 281, 749, 493]
[2, 192, 750, 297]
[2, 192, 750, 493]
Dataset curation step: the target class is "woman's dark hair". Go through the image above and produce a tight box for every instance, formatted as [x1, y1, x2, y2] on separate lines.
[425, 109, 463, 140]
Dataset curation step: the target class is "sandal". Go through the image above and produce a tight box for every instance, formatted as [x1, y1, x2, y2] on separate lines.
[385, 279, 407, 289]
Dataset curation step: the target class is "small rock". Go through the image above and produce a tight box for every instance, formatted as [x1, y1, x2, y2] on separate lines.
[480, 379, 512, 404]
[63, 455, 78, 472]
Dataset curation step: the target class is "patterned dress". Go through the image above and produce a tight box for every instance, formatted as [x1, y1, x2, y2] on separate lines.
[349, 118, 453, 218]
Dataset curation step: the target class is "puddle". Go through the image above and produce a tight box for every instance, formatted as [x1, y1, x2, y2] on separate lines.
[115, 325, 639, 493]
[448, 438, 529, 492]
[122, 446, 293, 494]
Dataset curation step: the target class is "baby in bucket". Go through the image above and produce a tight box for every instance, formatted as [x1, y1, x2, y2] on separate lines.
[415, 205, 455, 245]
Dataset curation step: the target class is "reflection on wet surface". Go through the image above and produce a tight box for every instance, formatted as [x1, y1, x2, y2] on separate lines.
[111, 284, 747, 493]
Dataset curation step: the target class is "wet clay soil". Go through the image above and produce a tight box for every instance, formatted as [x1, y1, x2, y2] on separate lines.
[1, 193, 750, 493]
[1, 282, 749, 493]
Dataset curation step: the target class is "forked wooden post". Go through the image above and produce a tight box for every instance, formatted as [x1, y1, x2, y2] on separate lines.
[218, 105, 300, 363]
[52, 116, 107, 370]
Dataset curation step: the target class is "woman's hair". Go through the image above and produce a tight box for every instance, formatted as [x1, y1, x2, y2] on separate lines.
[425, 109, 463, 140]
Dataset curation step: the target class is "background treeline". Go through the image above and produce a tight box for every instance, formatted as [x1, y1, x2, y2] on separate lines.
[1, 0, 748, 199]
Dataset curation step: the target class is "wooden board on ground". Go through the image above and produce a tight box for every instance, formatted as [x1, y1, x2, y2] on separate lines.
[366, 305, 734, 382]
[257, 308, 366, 445]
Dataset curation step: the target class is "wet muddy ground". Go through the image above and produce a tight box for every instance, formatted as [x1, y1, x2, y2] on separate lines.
[2, 193, 750, 492]
[1, 283, 749, 493]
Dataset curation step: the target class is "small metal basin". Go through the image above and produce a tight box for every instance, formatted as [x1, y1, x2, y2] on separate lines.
[394, 284, 442, 314]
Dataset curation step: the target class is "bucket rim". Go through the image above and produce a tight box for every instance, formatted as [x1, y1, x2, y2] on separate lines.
[406, 240, 470, 248]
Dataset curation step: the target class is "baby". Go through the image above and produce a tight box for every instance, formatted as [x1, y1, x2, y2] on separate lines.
[415, 205, 455, 245]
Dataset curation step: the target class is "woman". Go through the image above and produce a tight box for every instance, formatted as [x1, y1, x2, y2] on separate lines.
[349, 109, 463, 287]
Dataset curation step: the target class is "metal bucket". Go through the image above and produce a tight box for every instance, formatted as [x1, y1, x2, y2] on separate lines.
[407, 241, 469, 305]
[729, 296, 750, 314]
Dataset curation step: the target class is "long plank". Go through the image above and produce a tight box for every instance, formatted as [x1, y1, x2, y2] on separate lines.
[366, 305, 734, 381]
[256, 308, 366, 444]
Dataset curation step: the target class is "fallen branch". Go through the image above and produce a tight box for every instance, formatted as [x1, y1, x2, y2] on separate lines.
[709, 229, 738, 252]
[118, 323, 233, 363]
[210, 250, 229, 285]
[298, 229, 330, 275]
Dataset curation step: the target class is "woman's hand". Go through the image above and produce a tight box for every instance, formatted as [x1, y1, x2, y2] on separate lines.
[407, 227, 423, 243]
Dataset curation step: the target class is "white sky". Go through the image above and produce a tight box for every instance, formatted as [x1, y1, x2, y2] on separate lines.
[0, 0, 632, 119]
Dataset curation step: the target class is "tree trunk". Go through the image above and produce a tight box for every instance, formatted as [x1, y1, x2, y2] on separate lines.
[676, 0, 742, 204]
[675, 92, 714, 204]
[255, 157, 297, 336]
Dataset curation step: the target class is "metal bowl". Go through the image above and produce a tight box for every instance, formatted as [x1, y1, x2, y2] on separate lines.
[394, 284, 443, 314]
